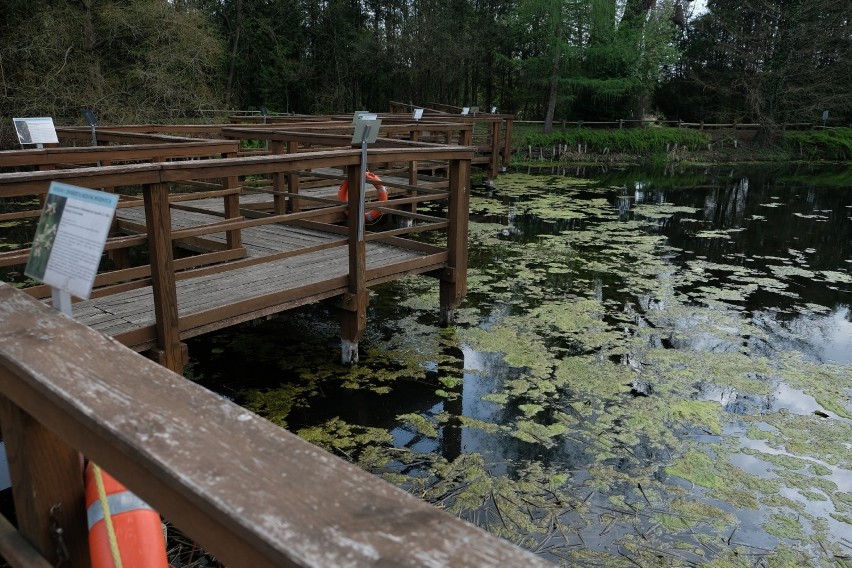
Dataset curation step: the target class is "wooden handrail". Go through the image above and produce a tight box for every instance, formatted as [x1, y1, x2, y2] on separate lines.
[0, 140, 240, 169]
[0, 147, 475, 196]
[0, 145, 475, 369]
[0, 283, 548, 567]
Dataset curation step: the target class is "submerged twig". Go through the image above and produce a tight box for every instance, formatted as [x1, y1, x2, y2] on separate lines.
[637, 482, 652, 506]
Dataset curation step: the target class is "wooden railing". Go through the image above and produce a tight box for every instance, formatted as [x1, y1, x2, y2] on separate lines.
[0, 283, 549, 568]
[47, 114, 513, 179]
[0, 145, 473, 372]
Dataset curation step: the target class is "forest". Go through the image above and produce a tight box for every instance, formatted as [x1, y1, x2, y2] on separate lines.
[0, 0, 849, 133]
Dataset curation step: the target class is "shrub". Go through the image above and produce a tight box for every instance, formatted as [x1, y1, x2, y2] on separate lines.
[519, 127, 710, 155]
[783, 129, 852, 161]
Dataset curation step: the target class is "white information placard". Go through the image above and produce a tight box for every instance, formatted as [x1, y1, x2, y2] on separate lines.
[352, 111, 377, 124]
[413, 108, 424, 121]
[461, 107, 470, 116]
[13, 117, 59, 145]
[25, 182, 118, 300]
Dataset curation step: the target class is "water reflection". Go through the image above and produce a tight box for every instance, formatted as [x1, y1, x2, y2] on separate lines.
[189, 165, 852, 563]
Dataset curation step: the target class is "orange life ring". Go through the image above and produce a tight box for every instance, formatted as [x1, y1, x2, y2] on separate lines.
[338, 171, 388, 223]
[85, 462, 169, 568]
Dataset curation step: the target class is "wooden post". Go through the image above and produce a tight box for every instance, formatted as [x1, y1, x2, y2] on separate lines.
[143, 182, 187, 373]
[108, 213, 131, 270]
[339, 165, 367, 364]
[440, 158, 470, 326]
[0, 396, 89, 567]
[460, 125, 473, 147]
[408, 130, 420, 187]
[489, 120, 500, 179]
[502, 116, 513, 170]
[408, 130, 420, 218]
[270, 140, 287, 215]
[223, 150, 243, 248]
[286, 140, 301, 213]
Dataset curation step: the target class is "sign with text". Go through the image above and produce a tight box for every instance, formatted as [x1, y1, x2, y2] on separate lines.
[352, 111, 377, 124]
[25, 182, 118, 300]
[413, 108, 424, 121]
[13, 117, 59, 145]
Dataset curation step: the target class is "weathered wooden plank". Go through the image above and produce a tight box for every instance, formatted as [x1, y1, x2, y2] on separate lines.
[0, 140, 239, 169]
[0, 513, 53, 568]
[0, 285, 547, 568]
[0, 395, 89, 566]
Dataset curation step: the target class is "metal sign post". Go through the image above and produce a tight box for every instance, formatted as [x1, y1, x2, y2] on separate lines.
[351, 117, 381, 241]
[82, 109, 99, 146]
[51, 288, 73, 316]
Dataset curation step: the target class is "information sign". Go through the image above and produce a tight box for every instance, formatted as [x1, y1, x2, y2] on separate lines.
[413, 108, 424, 121]
[352, 119, 381, 145]
[12, 117, 59, 145]
[352, 111, 377, 124]
[82, 109, 99, 127]
[461, 107, 470, 116]
[25, 182, 118, 300]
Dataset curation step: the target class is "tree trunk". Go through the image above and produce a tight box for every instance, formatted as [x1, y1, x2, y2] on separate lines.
[543, 11, 562, 134]
[225, 0, 243, 105]
[543, 56, 560, 133]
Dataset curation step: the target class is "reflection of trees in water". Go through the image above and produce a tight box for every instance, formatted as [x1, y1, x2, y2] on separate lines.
[750, 307, 852, 365]
[696, 381, 774, 415]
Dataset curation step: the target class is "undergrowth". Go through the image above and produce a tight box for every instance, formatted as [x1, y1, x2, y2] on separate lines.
[516, 126, 711, 154]
[783, 129, 852, 161]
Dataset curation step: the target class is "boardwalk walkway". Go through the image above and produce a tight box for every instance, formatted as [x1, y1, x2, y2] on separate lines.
[1, 143, 472, 371]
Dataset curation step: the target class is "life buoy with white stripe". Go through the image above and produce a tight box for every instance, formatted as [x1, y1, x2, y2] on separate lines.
[85, 462, 169, 568]
[338, 171, 389, 223]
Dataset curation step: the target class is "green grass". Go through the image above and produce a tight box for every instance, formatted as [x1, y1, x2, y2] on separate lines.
[514, 125, 710, 154]
[783, 128, 852, 161]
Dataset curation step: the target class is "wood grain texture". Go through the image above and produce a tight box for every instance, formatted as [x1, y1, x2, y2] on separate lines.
[0, 284, 550, 568]
[0, 396, 89, 566]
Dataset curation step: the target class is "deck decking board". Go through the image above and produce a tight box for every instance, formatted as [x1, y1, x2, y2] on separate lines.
[79, 194, 432, 349]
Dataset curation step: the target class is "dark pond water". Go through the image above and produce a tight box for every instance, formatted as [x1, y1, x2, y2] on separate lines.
[189, 165, 852, 566]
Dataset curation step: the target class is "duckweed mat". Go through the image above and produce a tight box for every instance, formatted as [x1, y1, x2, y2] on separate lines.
[189, 166, 852, 567]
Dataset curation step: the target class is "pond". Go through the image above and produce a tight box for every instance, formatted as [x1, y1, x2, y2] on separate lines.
[188, 165, 852, 567]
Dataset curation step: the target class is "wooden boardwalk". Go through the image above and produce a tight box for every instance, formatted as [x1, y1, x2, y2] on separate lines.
[75, 218, 441, 351]
[0, 284, 549, 568]
[1, 139, 472, 371]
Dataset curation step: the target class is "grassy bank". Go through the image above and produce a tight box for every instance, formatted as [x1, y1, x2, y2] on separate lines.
[511, 124, 852, 165]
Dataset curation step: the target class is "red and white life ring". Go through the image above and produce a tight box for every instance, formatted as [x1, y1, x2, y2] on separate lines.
[338, 171, 389, 223]
[85, 462, 169, 568]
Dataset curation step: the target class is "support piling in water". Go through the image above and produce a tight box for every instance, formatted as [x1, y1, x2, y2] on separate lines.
[341, 339, 359, 364]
